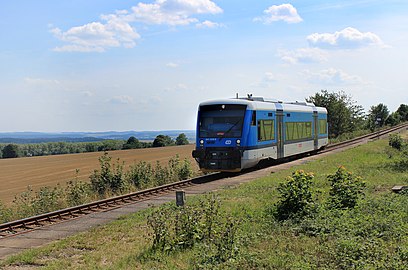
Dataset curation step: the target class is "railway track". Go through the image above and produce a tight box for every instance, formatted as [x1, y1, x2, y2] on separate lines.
[324, 122, 408, 151]
[1, 122, 407, 240]
[0, 173, 227, 239]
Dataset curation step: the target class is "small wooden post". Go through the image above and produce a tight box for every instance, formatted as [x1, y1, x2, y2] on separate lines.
[176, 190, 185, 206]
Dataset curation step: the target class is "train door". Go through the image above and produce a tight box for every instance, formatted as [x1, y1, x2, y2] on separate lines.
[276, 111, 284, 158]
[313, 111, 318, 150]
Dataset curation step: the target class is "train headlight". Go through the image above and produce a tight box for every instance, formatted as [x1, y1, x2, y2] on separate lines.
[236, 139, 241, 145]
[199, 139, 204, 145]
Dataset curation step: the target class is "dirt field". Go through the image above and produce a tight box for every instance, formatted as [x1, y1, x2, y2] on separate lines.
[0, 144, 196, 204]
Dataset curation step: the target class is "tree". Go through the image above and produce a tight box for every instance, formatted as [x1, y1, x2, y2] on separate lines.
[152, 135, 174, 147]
[396, 104, 408, 121]
[97, 140, 124, 151]
[2, 144, 20, 158]
[367, 103, 389, 131]
[385, 111, 401, 126]
[175, 133, 189, 145]
[123, 136, 141, 149]
[306, 90, 365, 138]
[85, 143, 98, 152]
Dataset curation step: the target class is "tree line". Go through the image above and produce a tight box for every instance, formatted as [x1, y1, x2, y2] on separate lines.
[0, 133, 190, 159]
[307, 90, 408, 139]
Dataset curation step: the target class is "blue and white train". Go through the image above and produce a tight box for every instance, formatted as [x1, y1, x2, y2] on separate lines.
[192, 95, 328, 172]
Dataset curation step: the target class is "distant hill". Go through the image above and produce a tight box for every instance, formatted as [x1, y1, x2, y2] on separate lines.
[0, 130, 196, 144]
[0, 137, 103, 144]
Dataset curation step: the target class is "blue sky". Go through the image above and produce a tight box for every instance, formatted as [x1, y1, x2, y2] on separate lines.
[0, 0, 407, 132]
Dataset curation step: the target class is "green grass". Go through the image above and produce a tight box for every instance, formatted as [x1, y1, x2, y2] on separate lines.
[2, 135, 408, 269]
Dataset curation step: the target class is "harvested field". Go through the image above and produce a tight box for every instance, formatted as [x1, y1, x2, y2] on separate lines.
[0, 144, 196, 204]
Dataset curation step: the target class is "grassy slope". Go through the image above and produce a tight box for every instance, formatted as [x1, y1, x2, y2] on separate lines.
[2, 135, 408, 269]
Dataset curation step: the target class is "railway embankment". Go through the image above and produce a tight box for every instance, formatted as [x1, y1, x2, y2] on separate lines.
[1, 130, 408, 268]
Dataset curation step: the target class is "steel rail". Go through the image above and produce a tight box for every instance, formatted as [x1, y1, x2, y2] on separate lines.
[1, 122, 407, 238]
[323, 122, 408, 152]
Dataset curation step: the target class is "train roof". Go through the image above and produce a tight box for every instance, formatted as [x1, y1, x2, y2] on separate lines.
[199, 97, 327, 114]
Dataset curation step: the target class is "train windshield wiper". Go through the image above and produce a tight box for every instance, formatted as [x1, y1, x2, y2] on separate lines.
[219, 119, 241, 139]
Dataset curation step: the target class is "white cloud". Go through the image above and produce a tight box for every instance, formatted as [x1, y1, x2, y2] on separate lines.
[164, 82, 189, 92]
[196, 20, 223, 28]
[160, 0, 223, 14]
[51, 13, 140, 52]
[264, 72, 276, 82]
[130, 2, 197, 25]
[166, 62, 179, 68]
[304, 68, 366, 85]
[129, 0, 222, 26]
[53, 44, 105, 53]
[307, 27, 385, 49]
[24, 77, 61, 86]
[255, 4, 302, 24]
[108, 95, 134, 104]
[52, 0, 222, 52]
[278, 48, 328, 64]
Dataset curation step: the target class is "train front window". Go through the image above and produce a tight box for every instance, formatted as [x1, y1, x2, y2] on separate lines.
[199, 104, 246, 138]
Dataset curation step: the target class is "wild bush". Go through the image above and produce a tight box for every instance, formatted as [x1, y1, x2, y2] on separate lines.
[167, 155, 180, 182]
[200, 194, 221, 240]
[12, 186, 37, 218]
[11, 185, 66, 219]
[147, 205, 173, 251]
[110, 160, 127, 193]
[328, 166, 365, 209]
[194, 217, 241, 269]
[386, 138, 408, 171]
[389, 134, 405, 150]
[210, 217, 240, 263]
[146, 194, 240, 262]
[90, 152, 129, 196]
[66, 180, 93, 207]
[154, 161, 171, 186]
[393, 149, 408, 171]
[126, 155, 193, 190]
[126, 161, 154, 189]
[275, 170, 316, 221]
[0, 201, 12, 223]
[167, 155, 193, 181]
[174, 204, 204, 249]
[178, 158, 193, 180]
[31, 185, 65, 214]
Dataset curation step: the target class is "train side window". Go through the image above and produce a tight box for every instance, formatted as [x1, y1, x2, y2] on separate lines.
[251, 111, 256, 126]
[285, 122, 312, 141]
[258, 120, 275, 141]
[318, 119, 327, 134]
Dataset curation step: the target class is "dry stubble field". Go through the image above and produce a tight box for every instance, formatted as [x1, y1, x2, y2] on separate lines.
[0, 144, 196, 204]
